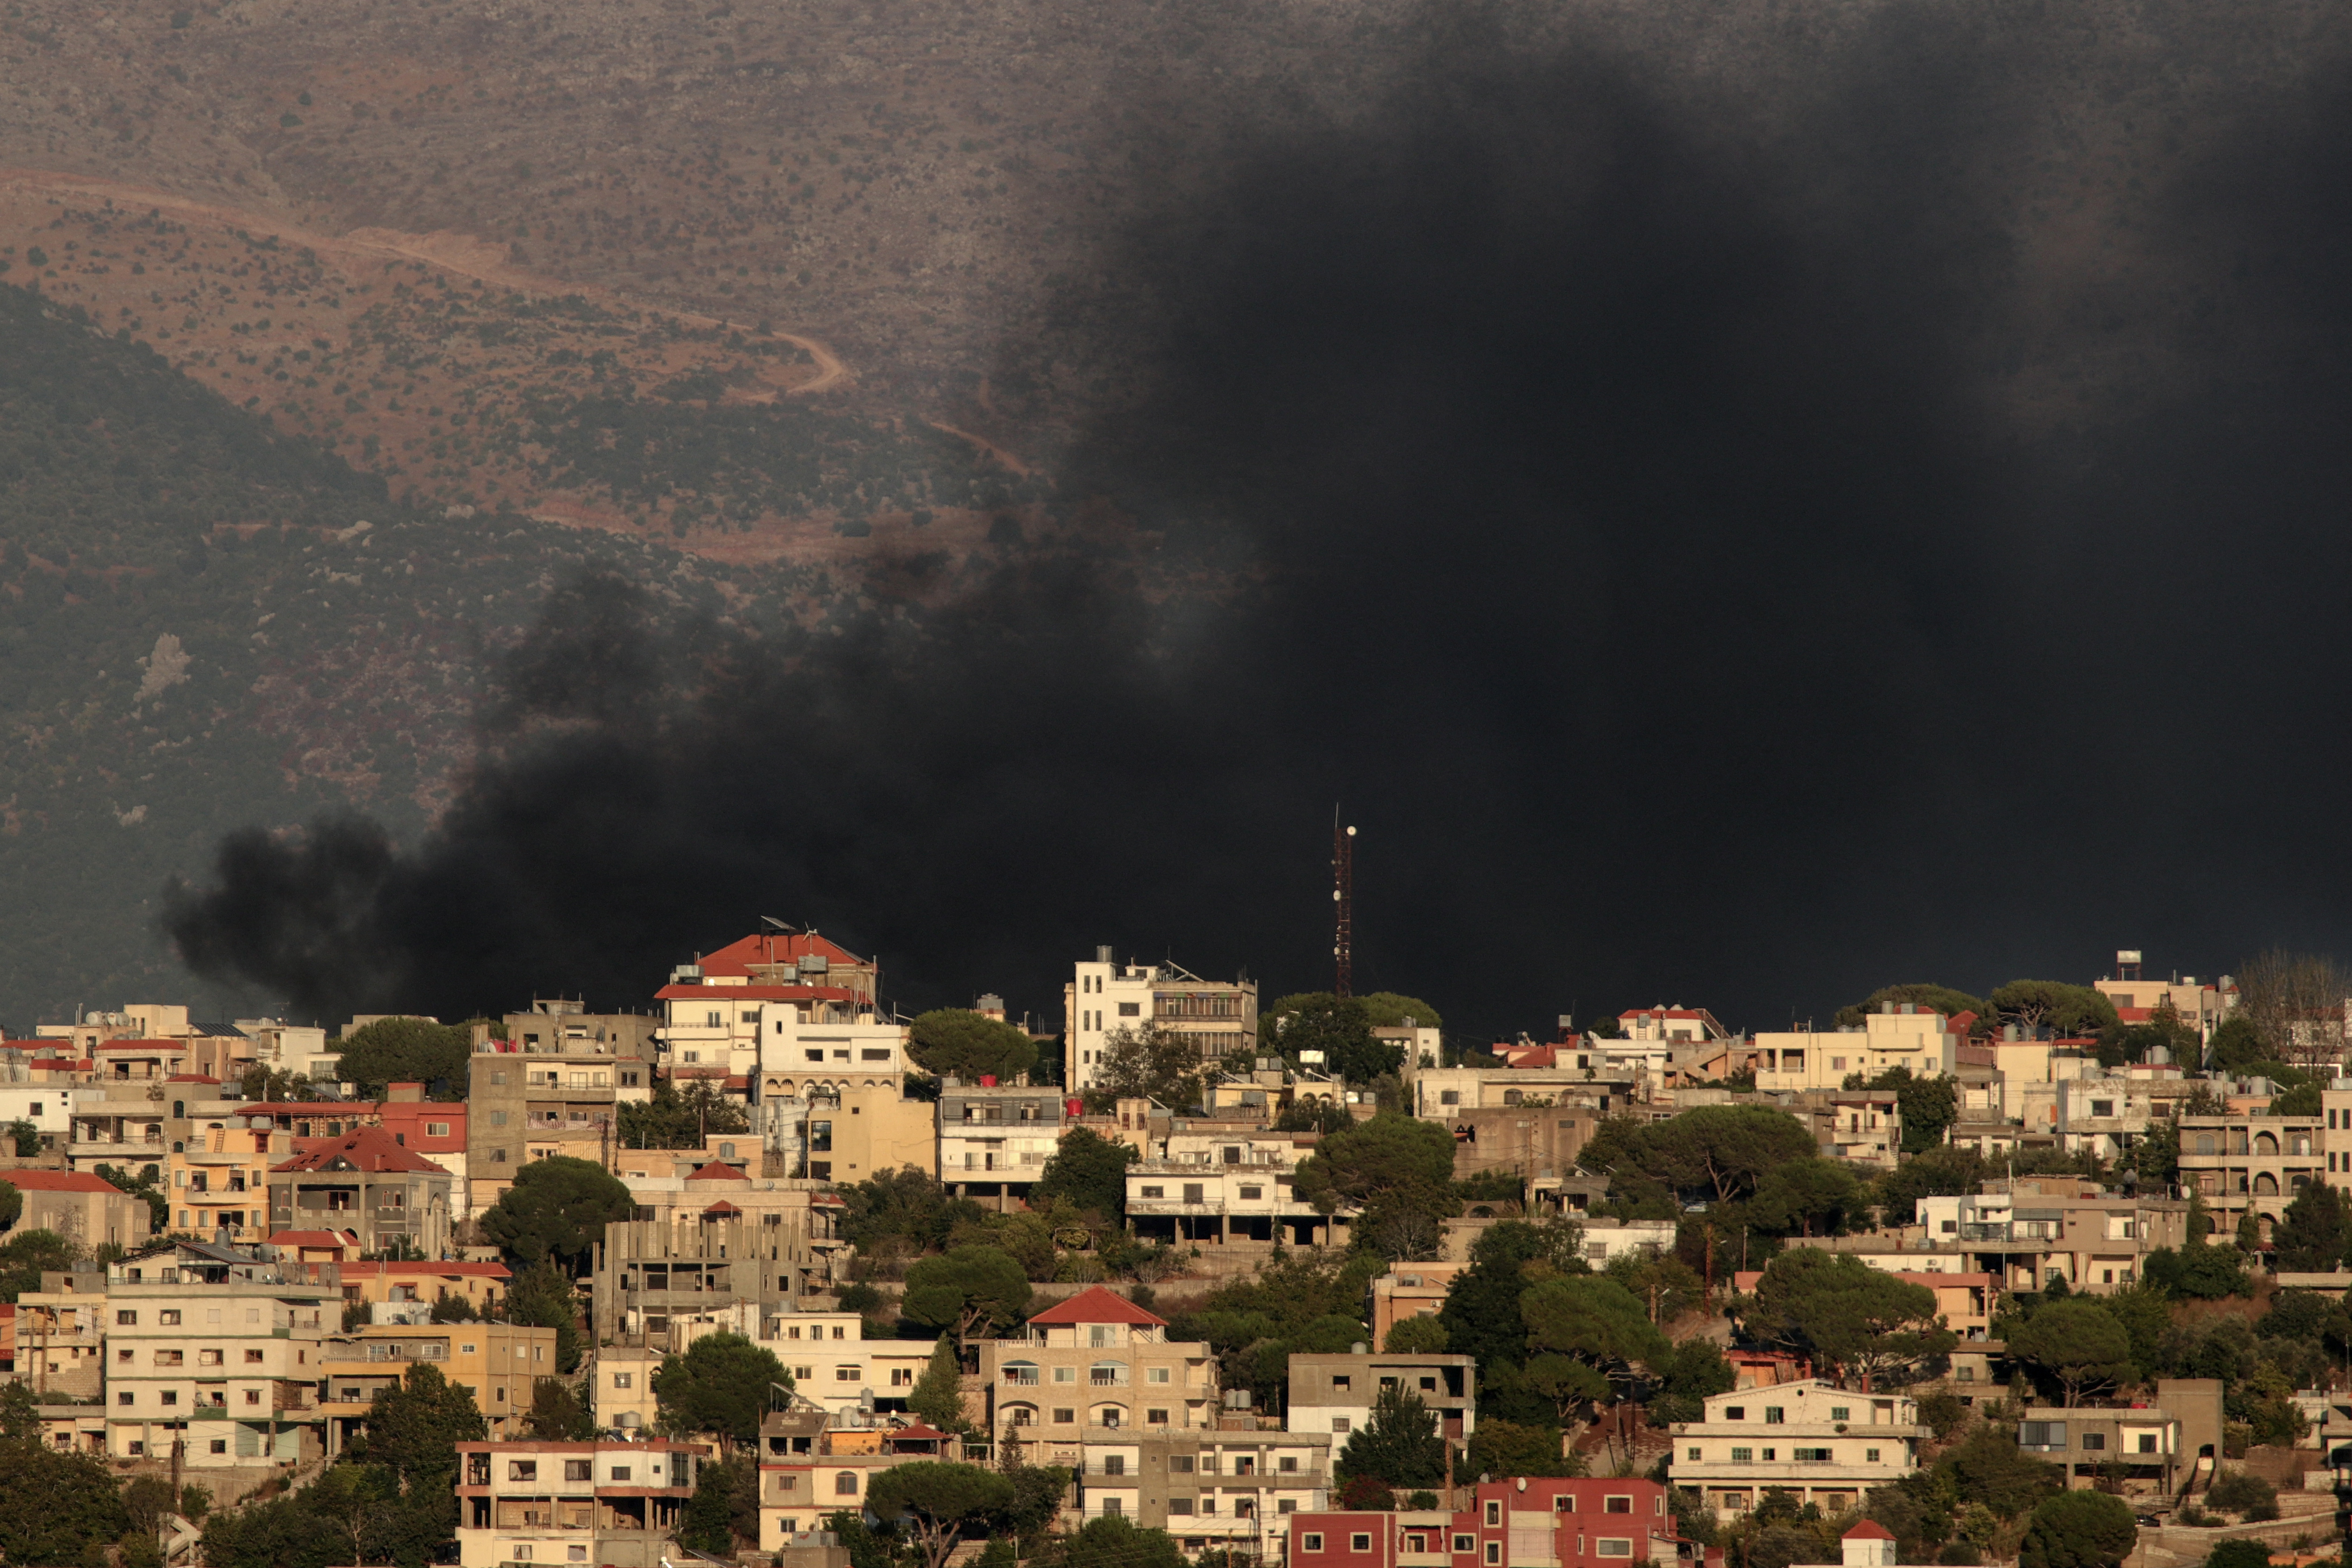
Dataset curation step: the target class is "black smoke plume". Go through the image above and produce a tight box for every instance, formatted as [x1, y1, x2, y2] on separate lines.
[167, 6, 2352, 1036]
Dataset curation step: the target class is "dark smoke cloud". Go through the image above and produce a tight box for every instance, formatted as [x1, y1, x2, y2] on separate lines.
[167, 5, 2352, 1040]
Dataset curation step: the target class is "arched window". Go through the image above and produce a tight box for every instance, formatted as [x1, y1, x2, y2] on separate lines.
[835, 1472, 860, 1496]
[2256, 1131, 2280, 1156]
[2255, 1172, 2279, 1195]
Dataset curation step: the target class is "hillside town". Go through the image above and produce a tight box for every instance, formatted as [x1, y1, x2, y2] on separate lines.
[0, 937, 2346, 1568]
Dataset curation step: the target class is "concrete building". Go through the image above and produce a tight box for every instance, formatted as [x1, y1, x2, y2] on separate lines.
[1367, 1264, 1469, 1350]
[1286, 1351, 1476, 1443]
[797, 1081, 935, 1184]
[14, 1271, 108, 1399]
[2094, 973, 2232, 1040]
[234, 1019, 337, 1083]
[757, 1405, 933, 1549]
[1620, 1007, 1731, 1044]
[1753, 1007, 1961, 1094]
[977, 1286, 1217, 1456]
[321, 1320, 559, 1451]
[1892, 1178, 2191, 1292]
[938, 1081, 1070, 1203]
[2052, 1076, 2158, 1162]
[0, 1169, 151, 1253]
[66, 1084, 171, 1177]
[664, 931, 892, 1089]
[2016, 1378, 2223, 1493]
[266, 1127, 454, 1258]
[2178, 1112, 2324, 1236]
[1817, 1091, 1902, 1169]
[167, 1125, 289, 1244]
[1411, 1068, 1636, 1120]
[1440, 1104, 1601, 1189]
[103, 1277, 334, 1465]
[1067, 950, 1258, 1094]
[456, 1440, 706, 1568]
[589, 1215, 823, 1345]
[588, 1345, 662, 1434]
[1669, 1380, 1922, 1514]
[1074, 1424, 1334, 1554]
[1127, 1134, 1333, 1248]
[466, 1030, 645, 1213]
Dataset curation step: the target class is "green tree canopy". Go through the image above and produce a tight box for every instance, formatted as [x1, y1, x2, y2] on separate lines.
[655, 1330, 790, 1443]
[522, 1375, 597, 1440]
[1338, 1384, 1447, 1488]
[1033, 1514, 1188, 1568]
[866, 1461, 1018, 1568]
[617, 1080, 749, 1148]
[503, 1259, 587, 1372]
[1384, 1316, 1450, 1353]
[1745, 1250, 1954, 1388]
[2206, 1016, 2264, 1073]
[1520, 1274, 1669, 1392]
[2019, 1490, 2135, 1568]
[1647, 1338, 1737, 1425]
[0, 1179, 20, 1231]
[1462, 1419, 1587, 1480]
[1437, 1219, 1587, 1373]
[2273, 1182, 2350, 1271]
[0, 1438, 132, 1566]
[336, 1016, 473, 1099]
[1749, 1157, 1862, 1237]
[1579, 1105, 1818, 1205]
[903, 1245, 1033, 1339]
[1269, 994, 1400, 1084]
[1357, 994, 1444, 1029]
[0, 1228, 81, 1302]
[1835, 986, 1993, 1033]
[1875, 1146, 1992, 1225]
[910, 1333, 971, 1435]
[1293, 1111, 1459, 1216]
[1842, 1065, 1960, 1154]
[350, 1362, 487, 1487]
[1990, 982, 2120, 1040]
[1033, 1126, 1138, 1223]
[2008, 1298, 2131, 1406]
[1085, 1024, 1222, 1111]
[479, 1155, 635, 1269]
[679, 1453, 745, 1553]
[909, 1010, 1040, 1083]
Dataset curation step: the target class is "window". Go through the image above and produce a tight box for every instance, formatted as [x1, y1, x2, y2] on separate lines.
[209, 1440, 227, 1454]
[1598, 1543, 1634, 1558]
[1183, 1184, 1205, 1203]
[1555, 1497, 1575, 1514]
[1149, 1368, 1170, 1384]
[1866, 1448, 1881, 1463]
[1454, 1537, 1476, 1554]
[1794, 1448, 1832, 1463]
[159, 1310, 181, 1326]
[1240, 1185, 1263, 1200]
[1485, 1545, 1502, 1566]
[1352, 1536, 1373, 1553]
[568, 1550, 588, 1563]
[2019, 1422, 2068, 1451]
[2138, 1434, 2159, 1454]
[428, 1122, 450, 1137]
[1102, 1499, 1123, 1517]
[244, 1350, 264, 1363]
[1485, 1502, 1502, 1527]
[1054, 1409, 1075, 1424]
[1957, 1366, 1975, 1382]
[2091, 1100, 2115, 1118]
[155, 1350, 183, 1366]
[836, 1366, 860, 1381]
[1148, 1409, 1169, 1425]
[160, 1392, 178, 1406]
[1605, 1497, 1631, 1514]
[1171, 1457, 1195, 1473]
[1762, 1449, 1776, 1461]
[116, 1311, 136, 1326]
[1688, 1447, 1702, 1461]
[1830, 1407, 1850, 1421]
[1140, 1186, 1164, 1199]
[1169, 1500, 1195, 1516]
[117, 1392, 134, 1406]
[1118, 1003, 1140, 1016]
[1303, 1536, 1325, 1553]
[1331, 1418, 1351, 1434]
[613, 1372, 633, 1389]
[1764, 1407, 1785, 1424]
[2081, 1433, 2107, 1452]
[1103, 1457, 1125, 1475]
[1332, 1375, 1352, 1391]
[560, 1459, 594, 1480]
[1724, 1406, 1744, 1421]
[510, 1461, 539, 1480]
[836, 1473, 859, 1496]
[1730, 1448, 1752, 1463]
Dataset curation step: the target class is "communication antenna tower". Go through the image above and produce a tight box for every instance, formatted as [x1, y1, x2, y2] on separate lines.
[1332, 812, 1357, 999]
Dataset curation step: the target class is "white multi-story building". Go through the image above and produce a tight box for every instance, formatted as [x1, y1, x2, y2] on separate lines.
[1669, 1379, 1922, 1516]
[657, 931, 901, 1093]
[103, 1278, 335, 1466]
[1065, 949, 1257, 1094]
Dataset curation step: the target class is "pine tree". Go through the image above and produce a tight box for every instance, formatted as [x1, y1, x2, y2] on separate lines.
[909, 1332, 969, 1436]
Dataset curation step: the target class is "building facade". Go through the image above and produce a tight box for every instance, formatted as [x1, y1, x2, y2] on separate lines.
[1669, 1380, 1922, 1514]
[456, 1440, 705, 1568]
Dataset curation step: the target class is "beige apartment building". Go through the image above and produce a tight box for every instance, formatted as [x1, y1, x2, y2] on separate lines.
[467, 1029, 654, 1213]
[14, 1269, 109, 1399]
[801, 1081, 935, 1184]
[938, 1082, 1070, 1204]
[2016, 1378, 2223, 1494]
[1073, 1424, 1335, 1554]
[456, 1440, 706, 1568]
[103, 1279, 333, 1466]
[1754, 1006, 1961, 1093]
[169, 1125, 288, 1243]
[2178, 1112, 2324, 1237]
[977, 1286, 1217, 1455]
[1, 1169, 152, 1252]
[320, 1321, 559, 1451]
[757, 1405, 933, 1549]
[589, 1345, 662, 1433]
[1671, 1380, 1923, 1515]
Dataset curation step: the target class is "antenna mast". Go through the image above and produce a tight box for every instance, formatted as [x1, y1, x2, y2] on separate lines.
[1332, 812, 1356, 999]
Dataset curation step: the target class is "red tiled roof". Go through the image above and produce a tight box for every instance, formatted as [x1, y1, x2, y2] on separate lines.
[889, 1422, 949, 1443]
[703, 1200, 741, 1215]
[1025, 1285, 1167, 1328]
[696, 932, 866, 978]
[0, 1170, 127, 1194]
[685, 1162, 749, 1182]
[270, 1229, 359, 1248]
[272, 1126, 452, 1176]
[1845, 1523, 1894, 1541]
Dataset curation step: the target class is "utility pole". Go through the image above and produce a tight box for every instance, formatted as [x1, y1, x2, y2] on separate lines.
[1332, 814, 1355, 1000]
